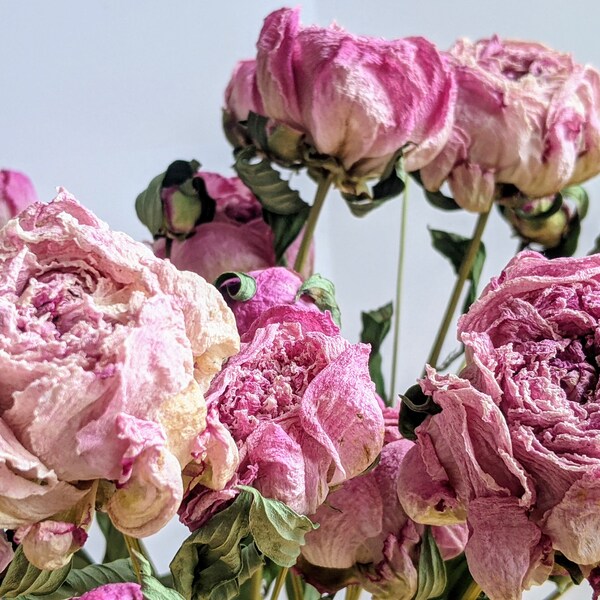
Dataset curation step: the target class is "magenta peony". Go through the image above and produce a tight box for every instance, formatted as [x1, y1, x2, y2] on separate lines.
[420, 37, 600, 211]
[0, 169, 38, 227]
[73, 583, 142, 600]
[179, 305, 384, 529]
[0, 191, 239, 569]
[298, 408, 467, 599]
[398, 250, 600, 599]
[221, 267, 319, 336]
[247, 7, 455, 189]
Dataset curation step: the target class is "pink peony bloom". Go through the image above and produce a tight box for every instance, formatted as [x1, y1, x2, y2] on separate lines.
[73, 583, 142, 600]
[0, 169, 38, 227]
[221, 267, 319, 336]
[155, 171, 312, 282]
[298, 410, 467, 599]
[250, 8, 455, 188]
[398, 250, 600, 599]
[0, 191, 239, 569]
[421, 37, 600, 212]
[179, 305, 385, 529]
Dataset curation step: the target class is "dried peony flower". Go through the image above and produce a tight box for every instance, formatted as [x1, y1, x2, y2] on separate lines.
[398, 250, 600, 599]
[0, 169, 38, 227]
[298, 409, 467, 599]
[420, 37, 600, 211]
[220, 267, 319, 336]
[0, 191, 239, 569]
[242, 7, 455, 191]
[179, 305, 384, 529]
[154, 171, 312, 281]
[72, 583, 142, 600]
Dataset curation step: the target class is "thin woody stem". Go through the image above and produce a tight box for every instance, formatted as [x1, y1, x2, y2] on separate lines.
[270, 567, 289, 600]
[124, 535, 144, 584]
[543, 582, 574, 600]
[293, 172, 334, 274]
[424, 205, 491, 373]
[250, 564, 263, 600]
[390, 180, 409, 402]
[460, 580, 483, 600]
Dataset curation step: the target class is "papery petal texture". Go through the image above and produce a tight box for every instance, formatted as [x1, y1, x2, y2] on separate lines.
[0, 191, 239, 568]
[0, 169, 38, 227]
[421, 37, 600, 211]
[250, 7, 455, 185]
[180, 305, 384, 528]
[398, 250, 600, 599]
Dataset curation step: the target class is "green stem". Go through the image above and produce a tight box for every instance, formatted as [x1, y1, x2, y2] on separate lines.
[460, 581, 482, 600]
[424, 206, 491, 372]
[390, 180, 409, 403]
[345, 585, 362, 600]
[250, 564, 263, 600]
[293, 172, 334, 274]
[289, 570, 304, 600]
[271, 567, 289, 600]
[124, 535, 144, 584]
[543, 582, 574, 600]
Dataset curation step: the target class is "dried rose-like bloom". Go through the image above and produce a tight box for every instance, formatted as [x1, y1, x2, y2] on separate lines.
[180, 305, 385, 529]
[0, 169, 38, 226]
[249, 8, 455, 189]
[421, 37, 600, 212]
[0, 191, 239, 569]
[398, 250, 600, 599]
[72, 583, 142, 600]
[155, 171, 313, 282]
[221, 267, 319, 336]
[298, 410, 467, 599]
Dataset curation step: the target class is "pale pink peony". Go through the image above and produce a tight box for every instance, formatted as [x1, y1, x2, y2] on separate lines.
[298, 410, 467, 599]
[398, 250, 600, 599]
[154, 171, 312, 282]
[421, 37, 600, 211]
[0, 169, 38, 226]
[73, 583, 142, 600]
[0, 191, 239, 569]
[221, 267, 319, 336]
[179, 305, 385, 529]
[251, 8, 455, 188]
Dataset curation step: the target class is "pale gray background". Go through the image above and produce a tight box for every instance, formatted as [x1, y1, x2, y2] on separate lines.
[2, 1, 599, 597]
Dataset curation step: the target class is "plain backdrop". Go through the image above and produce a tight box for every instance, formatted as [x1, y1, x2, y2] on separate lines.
[2, 1, 600, 598]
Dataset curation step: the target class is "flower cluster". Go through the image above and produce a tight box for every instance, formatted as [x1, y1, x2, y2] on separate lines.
[4, 5, 600, 600]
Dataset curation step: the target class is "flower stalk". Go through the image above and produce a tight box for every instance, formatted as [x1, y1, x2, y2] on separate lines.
[250, 564, 263, 600]
[293, 172, 334, 274]
[271, 567, 289, 600]
[390, 181, 409, 402]
[424, 204, 491, 371]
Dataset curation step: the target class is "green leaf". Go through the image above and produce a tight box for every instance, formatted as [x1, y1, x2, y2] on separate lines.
[214, 272, 258, 302]
[562, 185, 589, 220]
[234, 147, 308, 215]
[133, 550, 185, 600]
[411, 172, 460, 211]
[342, 192, 393, 217]
[135, 171, 165, 237]
[170, 492, 261, 600]
[263, 206, 311, 264]
[360, 302, 393, 404]
[0, 546, 71, 598]
[429, 229, 486, 313]
[246, 112, 270, 151]
[20, 559, 137, 600]
[96, 511, 129, 564]
[399, 384, 440, 441]
[371, 149, 407, 202]
[240, 486, 317, 568]
[415, 527, 447, 600]
[297, 274, 342, 327]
